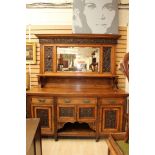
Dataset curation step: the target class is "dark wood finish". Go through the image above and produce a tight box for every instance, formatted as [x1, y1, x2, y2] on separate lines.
[26, 34, 128, 140]
[26, 118, 42, 155]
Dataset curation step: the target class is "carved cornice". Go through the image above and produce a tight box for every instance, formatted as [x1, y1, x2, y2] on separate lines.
[36, 34, 120, 44]
[39, 38, 117, 44]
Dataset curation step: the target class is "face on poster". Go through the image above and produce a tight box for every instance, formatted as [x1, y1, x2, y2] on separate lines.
[73, 0, 118, 34]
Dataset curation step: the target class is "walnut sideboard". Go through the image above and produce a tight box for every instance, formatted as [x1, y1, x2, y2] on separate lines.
[26, 34, 128, 141]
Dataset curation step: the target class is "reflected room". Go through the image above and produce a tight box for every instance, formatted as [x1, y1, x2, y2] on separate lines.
[57, 47, 100, 72]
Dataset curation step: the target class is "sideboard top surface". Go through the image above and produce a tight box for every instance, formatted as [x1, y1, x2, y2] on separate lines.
[26, 87, 128, 97]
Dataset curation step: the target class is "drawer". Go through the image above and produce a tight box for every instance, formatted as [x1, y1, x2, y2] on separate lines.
[101, 98, 125, 104]
[57, 97, 97, 104]
[31, 97, 53, 104]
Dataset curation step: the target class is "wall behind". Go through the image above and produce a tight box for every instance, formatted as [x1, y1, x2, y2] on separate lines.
[26, 7, 128, 26]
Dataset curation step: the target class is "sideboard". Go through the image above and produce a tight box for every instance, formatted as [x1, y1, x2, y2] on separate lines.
[26, 34, 129, 141]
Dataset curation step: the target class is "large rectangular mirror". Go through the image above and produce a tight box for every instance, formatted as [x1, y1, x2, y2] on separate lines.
[57, 47, 100, 72]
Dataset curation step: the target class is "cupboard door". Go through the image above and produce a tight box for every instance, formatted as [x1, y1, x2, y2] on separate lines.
[77, 105, 96, 122]
[31, 105, 54, 135]
[100, 106, 123, 133]
[57, 105, 76, 122]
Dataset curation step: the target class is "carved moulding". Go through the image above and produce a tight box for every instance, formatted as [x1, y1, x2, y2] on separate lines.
[39, 38, 117, 44]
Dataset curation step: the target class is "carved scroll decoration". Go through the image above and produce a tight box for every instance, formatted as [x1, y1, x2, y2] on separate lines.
[87, 122, 96, 131]
[57, 122, 96, 131]
[57, 122, 67, 130]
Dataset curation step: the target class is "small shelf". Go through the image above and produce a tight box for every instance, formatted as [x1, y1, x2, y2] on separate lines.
[36, 34, 121, 39]
[57, 122, 96, 136]
[38, 73, 119, 89]
[38, 73, 118, 78]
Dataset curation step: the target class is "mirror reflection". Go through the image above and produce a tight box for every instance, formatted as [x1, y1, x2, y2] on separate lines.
[57, 47, 100, 72]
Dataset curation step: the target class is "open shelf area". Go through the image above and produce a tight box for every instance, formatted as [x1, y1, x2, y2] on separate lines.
[57, 122, 96, 136]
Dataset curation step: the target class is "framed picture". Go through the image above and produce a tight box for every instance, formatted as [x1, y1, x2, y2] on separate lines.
[26, 42, 36, 64]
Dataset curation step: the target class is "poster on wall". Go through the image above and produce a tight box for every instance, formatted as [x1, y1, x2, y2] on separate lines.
[72, 0, 118, 34]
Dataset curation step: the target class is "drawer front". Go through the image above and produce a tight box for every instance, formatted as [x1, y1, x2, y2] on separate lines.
[31, 97, 53, 104]
[101, 98, 125, 105]
[57, 97, 97, 104]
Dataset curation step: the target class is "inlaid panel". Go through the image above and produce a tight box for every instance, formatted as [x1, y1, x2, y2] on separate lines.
[79, 107, 95, 118]
[44, 46, 53, 72]
[59, 107, 75, 117]
[105, 110, 117, 128]
[103, 47, 111, 72]
[31, 105, 54, 135]
[36, 109, 49, 128]
[100, 106, 123, 133]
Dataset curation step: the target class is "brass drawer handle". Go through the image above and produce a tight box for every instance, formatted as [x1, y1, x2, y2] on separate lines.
[38, 99, 46, 103]
[64, 98, 71, 103]
[83, 99, 90, 103]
